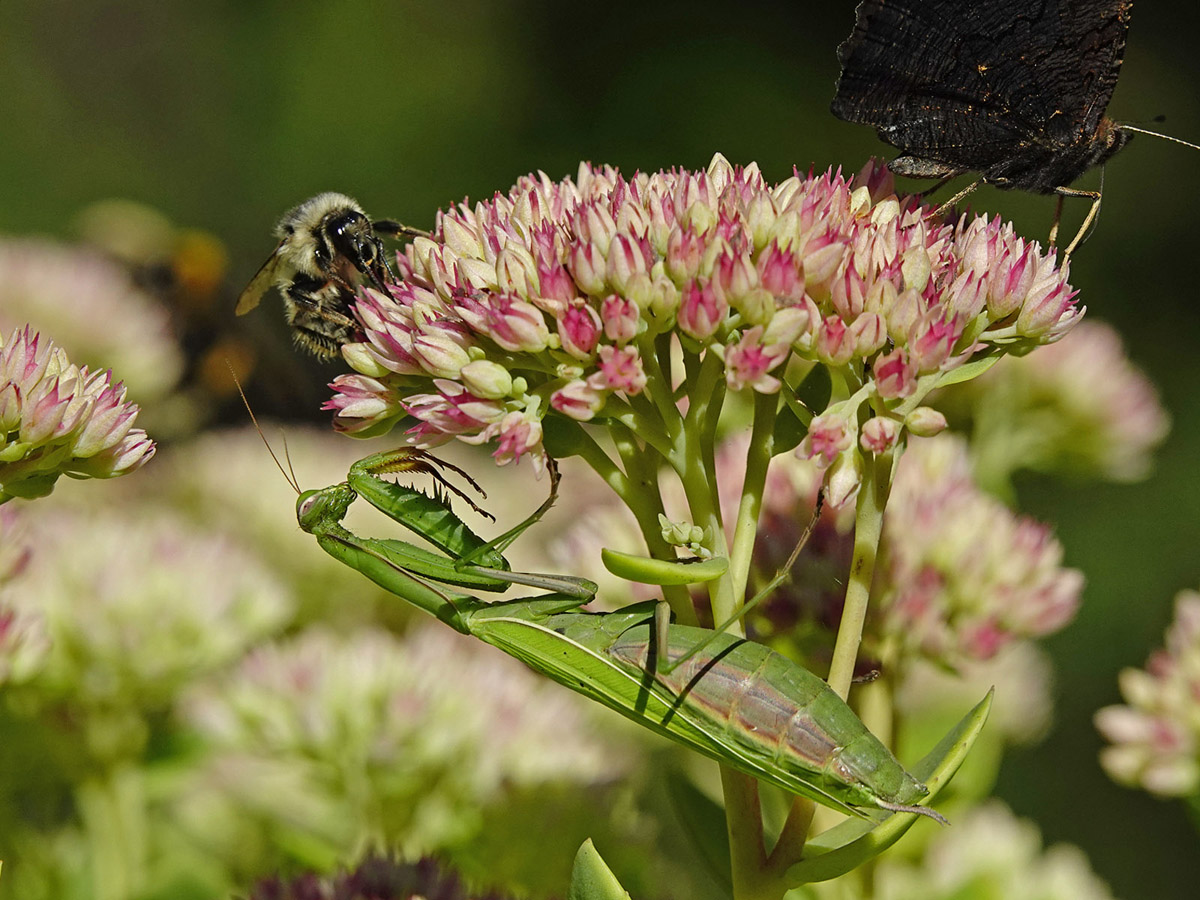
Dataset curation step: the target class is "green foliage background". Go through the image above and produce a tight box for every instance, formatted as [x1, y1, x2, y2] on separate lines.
[2, 1, 1199, 896]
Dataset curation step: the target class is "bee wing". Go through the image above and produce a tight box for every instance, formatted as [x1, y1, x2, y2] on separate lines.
[235, 242, 286, 315]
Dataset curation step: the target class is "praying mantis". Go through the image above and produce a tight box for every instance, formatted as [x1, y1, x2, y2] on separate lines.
[293, 447, 987, 852]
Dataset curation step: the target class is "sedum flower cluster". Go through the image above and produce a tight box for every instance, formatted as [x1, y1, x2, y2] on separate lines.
[937, 319, 1169, 488]
[0, 239, 183, 406]
[327, 155, 1080, 477]
[1095, 589, 1200, 797]
[2, 504, 290, 729]
[874, 435, 1083, 664]
[180, 625, 631, 857]
[1, 326, 155, 501]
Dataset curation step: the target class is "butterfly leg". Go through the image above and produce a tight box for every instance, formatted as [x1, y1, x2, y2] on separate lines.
[1052, 186, 1103, 260]
[932, 178, 982, 219]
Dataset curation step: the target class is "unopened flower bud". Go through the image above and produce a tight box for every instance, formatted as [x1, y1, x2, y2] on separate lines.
[825, 448, 863, 509]
[459, 360, 513, 399]
[906, 406, 948, 437]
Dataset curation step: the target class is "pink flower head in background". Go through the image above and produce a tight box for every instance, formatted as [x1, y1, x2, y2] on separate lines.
[1096, 590, 1200, 797]
[1, 327, 155, 500]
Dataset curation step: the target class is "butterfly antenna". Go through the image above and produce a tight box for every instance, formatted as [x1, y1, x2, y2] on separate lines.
[1118, 125, 1200, 152]
[226, 361, 301, 495]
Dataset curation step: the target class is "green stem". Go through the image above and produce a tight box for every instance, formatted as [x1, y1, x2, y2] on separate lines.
[727, 391, 778, 603]
[602, 424, 695, 624]
[606, 403, 675, 460]
[77, 766, 146, 900]
[721, 767, 781, 900]
[826, 448, 894, 700]
[638, 331, 685, 441]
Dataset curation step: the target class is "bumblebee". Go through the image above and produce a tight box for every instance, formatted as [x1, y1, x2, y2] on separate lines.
[236, 192, 426, 358]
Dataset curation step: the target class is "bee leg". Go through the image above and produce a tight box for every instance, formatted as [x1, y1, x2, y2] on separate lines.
[374, 219, 430, 240]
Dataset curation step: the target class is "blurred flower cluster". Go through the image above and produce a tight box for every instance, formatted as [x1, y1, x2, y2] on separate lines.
[1096, 589, 1200, 797]
[0, 503, 290, 756]
[868, 802, 1118, 900]
[0, 238, 183, 405]
[1, 326, 155, 500]
[936, 319, 1169, 491]
[178, 625, 632, 860]
[875, 435, 1084, 665]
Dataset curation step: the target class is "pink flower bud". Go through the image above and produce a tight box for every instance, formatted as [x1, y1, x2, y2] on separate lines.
[665, 226, 704, 285]
[908, 310, 960, 373]
[495, 247, 536, 296]
[849, 312, 887, 356]
[861, 416, 900, 453]
[816, 315, 855, 366]
[825, 448, 863, 509]
[762, 306, 808, 348]
[945, 269, 987, 321]
[853, 158, 895, 204]
[594, 345, 647, 394]
[412, 327, 472, 379]
[873, 347, 916, 400]
[551, 379, 605, 421]
[484, 295, 551, 353]
[568, 242, 607, 296]
[757, 242, 805, 304]
[601, 294, 641, 344]
[459, 360, 513, 399]
[886, 287, 923, 343]
[576, 201, 617, 254]
[830, 261, 866, 319]
[1016, 273, 1080, 338]
[711, 247, 757, 307]
[537, 259, 576, 305]
[798, 412, 853, 466]
[491, 410, 543, 466]
[606, 233, 650, 294]
[985, 241, 1036, 318]
[558, 303, 602, 359]
[725, 326, 787, 393]
[678, 280, 726, 341]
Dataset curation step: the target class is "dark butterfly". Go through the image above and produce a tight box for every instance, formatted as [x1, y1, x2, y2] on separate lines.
[831, 0, 1133, 255]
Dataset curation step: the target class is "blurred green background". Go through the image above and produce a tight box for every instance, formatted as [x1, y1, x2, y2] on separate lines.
[2, 0, 1199, 895]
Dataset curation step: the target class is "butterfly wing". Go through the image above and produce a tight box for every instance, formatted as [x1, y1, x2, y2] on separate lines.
[832, 0, 1132, 188]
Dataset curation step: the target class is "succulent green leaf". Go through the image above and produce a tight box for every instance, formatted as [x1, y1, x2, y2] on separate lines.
[567, 839, 632, 900]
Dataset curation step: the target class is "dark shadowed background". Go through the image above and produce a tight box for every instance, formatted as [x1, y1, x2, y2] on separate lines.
[2, 1, 1198, 895]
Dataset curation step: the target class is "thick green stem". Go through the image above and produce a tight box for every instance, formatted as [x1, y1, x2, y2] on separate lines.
[827, 448, 894, 700]
[728, 392, 777, 603]
[721, 767, 787, 900]
[77, 766, 146, 900]
[613, 433, 697, 623]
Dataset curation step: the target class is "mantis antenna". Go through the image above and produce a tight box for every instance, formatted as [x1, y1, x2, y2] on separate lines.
[227, 360, 300, 495]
